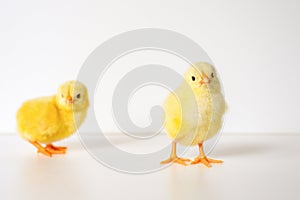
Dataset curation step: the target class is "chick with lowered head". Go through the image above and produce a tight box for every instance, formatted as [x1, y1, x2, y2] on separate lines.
[16, 81, 89, 157]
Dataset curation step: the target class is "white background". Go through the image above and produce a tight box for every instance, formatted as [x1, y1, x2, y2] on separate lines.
[1, 0, 300, 134]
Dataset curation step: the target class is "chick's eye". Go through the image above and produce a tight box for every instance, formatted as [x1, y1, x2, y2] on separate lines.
[191, 76, 196, 81]
[211, 72, 214, 78]
[61, 94, 64, 98]
[76, 94, 81, 99]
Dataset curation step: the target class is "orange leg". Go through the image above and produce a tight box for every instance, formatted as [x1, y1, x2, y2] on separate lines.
[29, 141, 67, 157]
[45, 144, 67, 154]
[29, 141, 52, 157]
[191, 143, 223, 167]
[160, 141, 191, 166]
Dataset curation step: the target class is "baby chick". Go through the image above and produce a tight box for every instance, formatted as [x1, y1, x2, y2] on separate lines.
[161, 62, 226, 167]
[16, 81, 89, 157]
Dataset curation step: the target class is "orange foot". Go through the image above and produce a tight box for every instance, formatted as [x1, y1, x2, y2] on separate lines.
[45, 144, 67, 154]
[160, 157, 191, 166]
[191, 156, 223, 167]
[29, 141, 67, 157]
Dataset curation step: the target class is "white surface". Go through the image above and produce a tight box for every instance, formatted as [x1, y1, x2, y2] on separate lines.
[1, 134, 299, 200]
[1, 0, 300, 134]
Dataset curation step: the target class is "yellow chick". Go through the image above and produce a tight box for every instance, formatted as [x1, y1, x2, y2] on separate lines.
[161, 62, 226, 167]
[16, 81, 89, 157]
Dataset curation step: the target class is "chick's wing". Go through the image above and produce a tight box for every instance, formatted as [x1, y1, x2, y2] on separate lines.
[17, 97, 61, 137]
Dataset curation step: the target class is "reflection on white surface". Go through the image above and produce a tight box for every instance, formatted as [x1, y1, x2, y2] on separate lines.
[1, 134, 299, 200]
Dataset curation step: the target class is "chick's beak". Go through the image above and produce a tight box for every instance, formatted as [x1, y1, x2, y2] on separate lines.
[199, 73, 210, 85]
[66, 95, 73, 104]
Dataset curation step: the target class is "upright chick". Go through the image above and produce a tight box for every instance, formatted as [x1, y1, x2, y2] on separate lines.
[161, 62, 226, 167]
[16, 81, 89, 157]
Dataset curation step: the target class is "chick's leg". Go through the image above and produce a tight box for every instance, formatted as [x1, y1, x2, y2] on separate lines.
[160, 142, 190, 166]
[45, 144, 67, 154]
[29, 141, 52, 157]
[191, 143, 223, 167]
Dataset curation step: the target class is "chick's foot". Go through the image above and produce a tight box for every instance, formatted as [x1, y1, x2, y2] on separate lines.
[191, 156, 223, 167]
[29, 141, 52, 157]
[160, 157, 191, 166]
[45, 144, 67, 154]
[29, 141, 67, 157]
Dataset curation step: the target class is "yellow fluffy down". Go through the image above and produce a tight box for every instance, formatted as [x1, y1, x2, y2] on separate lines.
[16, 81, 89, 144]
[163, 62, 226, 146]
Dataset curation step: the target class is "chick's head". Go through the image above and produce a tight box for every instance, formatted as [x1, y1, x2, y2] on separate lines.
[56, 81, 89, 111]
[184, 62, 220, 91]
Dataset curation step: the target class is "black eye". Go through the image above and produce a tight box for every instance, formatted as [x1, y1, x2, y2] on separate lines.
[211, 73, 214, 78]
[61, 94, 64, 98]
[191, 76, 196, 81]
[76, 94, 81, 99]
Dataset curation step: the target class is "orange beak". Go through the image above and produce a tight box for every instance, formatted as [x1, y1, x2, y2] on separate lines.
[199, 73, 210, 85]
[66, 95, 73, 104]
